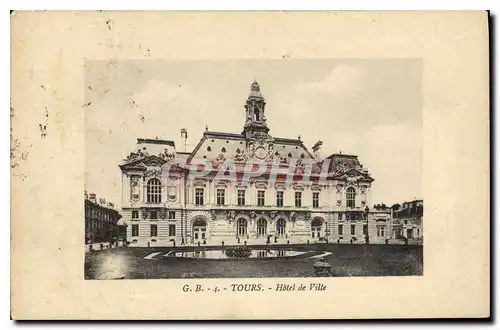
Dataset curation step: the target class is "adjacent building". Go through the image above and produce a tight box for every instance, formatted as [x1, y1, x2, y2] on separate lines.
[119, 81, 381, 246]
[390, 199, 424, 241]
[84, 191, 122, 244]
[368, 205, 392, 244]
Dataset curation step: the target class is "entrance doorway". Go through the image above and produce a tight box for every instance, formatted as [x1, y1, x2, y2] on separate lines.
[192, 218, 207, 243]
[311, 218, 323, 238]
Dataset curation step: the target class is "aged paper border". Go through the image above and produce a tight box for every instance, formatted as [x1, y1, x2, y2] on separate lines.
[11, 11, 489, 319]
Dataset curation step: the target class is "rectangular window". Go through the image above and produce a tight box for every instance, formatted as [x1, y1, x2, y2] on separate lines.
[417, 229, 420, 237]
[150, 210, 158, 220]
[377, 225, 386, 237]
[276, 191, 284, 207]
[351, 224, 356, 235]
[338, 213, 343, 221]
[295, 191, 302, 207]
[132, 224, 139, 237]
[338, 225, 343, 236]
[312, 192, 320, 208]
[195, 188, 204, 206]
[150, 224, 158, 237]
[257, 190, 265, 206]
[132, 210, 139, 219]
[169, 224, 176, 237]
[216, 189, 225, 206]
[168, 211, 176, 219]
[238, 190, 246, 206]
[363, 224, 368, 235]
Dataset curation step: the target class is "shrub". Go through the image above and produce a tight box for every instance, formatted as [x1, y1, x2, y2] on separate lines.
[224, 246, 252, 258]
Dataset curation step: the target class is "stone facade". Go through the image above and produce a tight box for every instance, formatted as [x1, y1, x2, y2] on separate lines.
[84, 191, 122, 244]
[119, 81, 381, 246]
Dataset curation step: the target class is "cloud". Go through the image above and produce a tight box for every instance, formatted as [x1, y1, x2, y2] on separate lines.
[297, 65, 364, 97]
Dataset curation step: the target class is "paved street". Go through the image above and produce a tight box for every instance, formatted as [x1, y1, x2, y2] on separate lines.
[84, 244, 423, 280]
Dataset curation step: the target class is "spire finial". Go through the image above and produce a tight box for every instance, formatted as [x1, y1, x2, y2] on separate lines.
[251, 80, 260, 92]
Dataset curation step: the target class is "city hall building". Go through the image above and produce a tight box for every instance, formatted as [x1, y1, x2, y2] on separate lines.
[119, 81, 383, 246]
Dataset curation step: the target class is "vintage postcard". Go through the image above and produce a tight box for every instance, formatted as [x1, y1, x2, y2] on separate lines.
[11, 11, 489, 319]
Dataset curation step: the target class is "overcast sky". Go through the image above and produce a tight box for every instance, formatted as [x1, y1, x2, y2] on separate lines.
[85, 59, 422, 207]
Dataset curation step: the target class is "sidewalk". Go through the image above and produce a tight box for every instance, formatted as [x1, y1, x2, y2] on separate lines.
[126, 237, 331, 248]
[85, 241, 126, 252]
[120, 237, 422, 248]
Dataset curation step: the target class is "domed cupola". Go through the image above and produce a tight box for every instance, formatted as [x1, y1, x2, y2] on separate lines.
[242, 80, 269, 137]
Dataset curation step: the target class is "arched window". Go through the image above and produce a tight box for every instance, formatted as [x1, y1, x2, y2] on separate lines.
[207, 146, 211, 152]
[147, 178, 162, 203]
[346, 187, 356, 208]
[221, 147, 226, 153]
[254, 109, 260, 121]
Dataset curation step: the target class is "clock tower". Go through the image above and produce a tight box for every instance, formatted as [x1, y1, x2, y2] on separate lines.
[242, 81, 274, 162]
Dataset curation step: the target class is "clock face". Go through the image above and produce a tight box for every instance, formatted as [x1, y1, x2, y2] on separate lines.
[255, 147, 267, 160]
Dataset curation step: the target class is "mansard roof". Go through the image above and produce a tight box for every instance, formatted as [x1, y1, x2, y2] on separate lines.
[137, 138, 175, 147]
[119, 154, 167, 170]
[119, 154, 184, 172]
[203, 131, 245, 140]
[321, 153, 374, 181]
[186, 130, 315, 164]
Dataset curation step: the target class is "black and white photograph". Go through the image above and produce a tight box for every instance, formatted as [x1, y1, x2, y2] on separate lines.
[84, 59, 423, 279]
[11, 11, 489, 320]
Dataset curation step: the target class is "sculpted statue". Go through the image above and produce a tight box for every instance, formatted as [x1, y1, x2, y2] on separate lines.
[335, 162, 349, 174]
[130, 178, 140, 201]
[159, 148, 175, 161]
[212, 153, 226, 168]
[336, 185, 343, 193]
[145, 167, 161, 178]
[227, 210, 236, 220]
[234, 148, 248, 163]
[295, 159, 305, 174]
